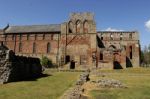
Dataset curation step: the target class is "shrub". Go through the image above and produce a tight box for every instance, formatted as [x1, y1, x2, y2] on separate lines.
[40, 56, 53, 68]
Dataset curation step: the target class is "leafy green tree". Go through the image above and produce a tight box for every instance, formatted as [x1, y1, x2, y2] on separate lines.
[40, 56, 53, 68]
[142, 45, 150, 67]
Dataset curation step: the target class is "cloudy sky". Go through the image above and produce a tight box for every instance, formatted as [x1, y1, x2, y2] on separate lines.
[0, 0, 150, 49]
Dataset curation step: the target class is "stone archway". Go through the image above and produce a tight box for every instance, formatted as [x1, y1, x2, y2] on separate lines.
[113, 52, 123, 69]
[108, 45, 117, 51]
[65, 55, 70, 64]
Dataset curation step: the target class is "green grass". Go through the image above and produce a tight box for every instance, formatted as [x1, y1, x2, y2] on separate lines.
[90, 68, 150, 99]
[0, 69, 81, 99]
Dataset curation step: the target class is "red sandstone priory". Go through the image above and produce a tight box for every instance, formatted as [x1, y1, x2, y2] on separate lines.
[0, 12, 140, 69]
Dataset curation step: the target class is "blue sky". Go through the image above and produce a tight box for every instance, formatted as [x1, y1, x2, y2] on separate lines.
[0, 0, 150, 49]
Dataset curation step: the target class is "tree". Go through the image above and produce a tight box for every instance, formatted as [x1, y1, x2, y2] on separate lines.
[140, 50, 144, 64]
[142, 45, 150, 67]
[40, 56, 53, 68]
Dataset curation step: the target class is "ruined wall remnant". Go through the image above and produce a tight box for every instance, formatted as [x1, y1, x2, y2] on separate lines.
[0, 43, 42, 84]
[0, 13, 140, 70]
[97, 31, 140, 69]
[60, 12, 97, 69]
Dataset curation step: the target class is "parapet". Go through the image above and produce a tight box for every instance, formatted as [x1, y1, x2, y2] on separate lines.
[69, 12, 94, 21]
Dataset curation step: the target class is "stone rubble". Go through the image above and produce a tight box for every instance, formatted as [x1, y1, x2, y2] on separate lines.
[62, 85, 84, 99]
[91, 79, 127, 88]
[61, 71, 90, 99]
[76, 71, 90, 85]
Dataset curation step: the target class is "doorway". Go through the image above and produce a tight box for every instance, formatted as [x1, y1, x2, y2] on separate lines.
[113, 52, 123, 69]
[65, 55, 70, 64]
[70, 60, 75, 69]
[113, 61, 123, 69]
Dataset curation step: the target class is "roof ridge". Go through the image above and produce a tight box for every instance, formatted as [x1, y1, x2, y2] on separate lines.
[97, 31, 137, 32]
[5, 24, 61, 33]
[9, 24, 61, 27]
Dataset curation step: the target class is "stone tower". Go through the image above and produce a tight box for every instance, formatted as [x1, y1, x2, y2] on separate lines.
[60, 12, 97, 69]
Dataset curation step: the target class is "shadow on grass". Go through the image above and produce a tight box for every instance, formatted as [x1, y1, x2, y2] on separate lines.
[25, 73, 52, 81]
[10, 73, 52, 83]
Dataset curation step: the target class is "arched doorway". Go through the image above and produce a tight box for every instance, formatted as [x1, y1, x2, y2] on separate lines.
[113, 52, 123, 69]
[65, 55, 70, 64]
[108, 45, 116, 51]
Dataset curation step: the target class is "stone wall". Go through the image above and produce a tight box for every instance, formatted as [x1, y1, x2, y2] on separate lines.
[0, 13, 140, 70]
[0, 45, 42, 84]
[97, 31, 140, 69]
[59, 13, 97, 69]
[1, 33, 60, 63]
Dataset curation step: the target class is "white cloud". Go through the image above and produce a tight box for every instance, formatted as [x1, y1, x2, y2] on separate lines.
[104, 27, 123, 31]
[145, 20, 150, 31]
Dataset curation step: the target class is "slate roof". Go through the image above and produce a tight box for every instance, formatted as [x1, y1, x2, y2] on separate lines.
[4, 24, 61, 33]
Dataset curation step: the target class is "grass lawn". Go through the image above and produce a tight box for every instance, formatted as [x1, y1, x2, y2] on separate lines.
[0, 69, 81, 99]
[90, 68, 150, 99]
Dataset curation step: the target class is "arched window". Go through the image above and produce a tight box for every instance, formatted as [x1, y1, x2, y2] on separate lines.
[108, 45, 116, 51]
[110, 33, 113, 40]
[76, 20, 81, 33]
[120, 33, 123, 40]
[33, 42, 36, 54]
[129, 33, 132, 39]
[68, 21, 73, 33]
[51, 34, 54, 40]
[83, 21, 88, 33]
[19, 42, 22, 52]
[47, 42, 51, 53]
[101, 34, 103, 40]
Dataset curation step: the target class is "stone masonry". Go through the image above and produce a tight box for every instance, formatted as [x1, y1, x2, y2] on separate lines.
[0, 42, 42, 84]
[0, 12, 140, 69]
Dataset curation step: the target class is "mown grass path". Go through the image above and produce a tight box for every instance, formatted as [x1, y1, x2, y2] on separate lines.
[0, 69, 81, 99]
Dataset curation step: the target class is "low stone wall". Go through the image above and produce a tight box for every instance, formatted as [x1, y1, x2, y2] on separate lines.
[0, 49, 42, 84]
[91, 79, 127, 88]
[61, 70, 90, 99]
